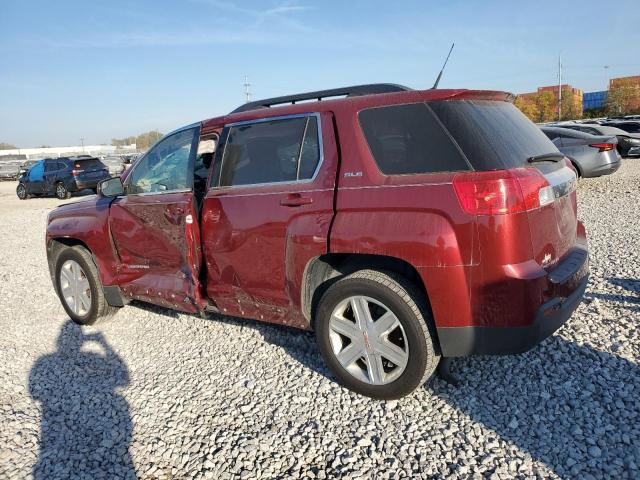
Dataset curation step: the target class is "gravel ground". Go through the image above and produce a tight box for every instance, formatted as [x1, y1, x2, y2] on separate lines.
[0, 162, 638, 480]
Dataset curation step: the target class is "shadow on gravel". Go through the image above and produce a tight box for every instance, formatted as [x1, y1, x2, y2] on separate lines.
[29, 320, 136, 479]
[434, 337, 639, 478]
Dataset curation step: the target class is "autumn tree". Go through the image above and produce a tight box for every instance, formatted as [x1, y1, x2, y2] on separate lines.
[535, 91, 557, 123]
[112, 130, 163, 151]
[0, 143, 17, 150]
[606, 82, 640, 116]
[514, 96, 540, 122]
[560, 87, 581, 121]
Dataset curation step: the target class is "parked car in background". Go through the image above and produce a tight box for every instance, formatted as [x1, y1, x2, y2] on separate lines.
[45, 84, 589, 399]
[601, 121, 640, 134]
[102, 156, 126, 176]
[17, 156, 110, 200]
[540, 126, 620, 177]
[0, 161, 20, 180]
[553, 123, 640, 158]
[121, 154, 139, 164]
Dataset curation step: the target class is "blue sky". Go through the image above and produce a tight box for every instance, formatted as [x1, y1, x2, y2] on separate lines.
[1, 0, 639, 147]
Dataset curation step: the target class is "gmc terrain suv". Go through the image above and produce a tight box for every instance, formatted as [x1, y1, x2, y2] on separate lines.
[46, 84, 589, 399]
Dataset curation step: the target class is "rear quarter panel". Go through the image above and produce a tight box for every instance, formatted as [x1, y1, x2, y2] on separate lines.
[329, 103, 477, 328]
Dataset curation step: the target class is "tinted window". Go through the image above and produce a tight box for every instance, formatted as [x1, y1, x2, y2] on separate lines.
[617, 123, 640, 133]
[359, 103, 469, 175]
[57, 161, 66, 170]
[74, 158, 106, 170]
[44, 160, 56, 172]
[128, 128, 198, 194]
[218, 116, 320, 187]
[429, 100, 558, 170]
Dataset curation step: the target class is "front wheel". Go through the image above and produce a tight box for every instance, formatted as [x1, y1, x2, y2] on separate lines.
[16, 183, 29, 200]
[54, 245, 119, 325]
[315, 269, 440, 400]
[55, 182, 71, 199]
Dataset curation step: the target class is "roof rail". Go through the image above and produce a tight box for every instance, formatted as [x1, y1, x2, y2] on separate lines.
[230, 83, 411, 114]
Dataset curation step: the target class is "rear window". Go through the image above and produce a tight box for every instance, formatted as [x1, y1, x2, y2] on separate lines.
[74, 158, 106, 169]
[428, 100, 557, 170]
[360, 100, 558, 174]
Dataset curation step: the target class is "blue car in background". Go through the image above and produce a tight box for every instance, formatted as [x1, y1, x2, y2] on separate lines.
[16, 156, 110, 200]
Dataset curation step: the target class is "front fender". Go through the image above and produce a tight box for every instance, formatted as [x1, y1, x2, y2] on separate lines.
[46, 196, 119, 286]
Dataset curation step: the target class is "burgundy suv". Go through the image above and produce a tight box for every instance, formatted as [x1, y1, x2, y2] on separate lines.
[46, 84, 588, 399]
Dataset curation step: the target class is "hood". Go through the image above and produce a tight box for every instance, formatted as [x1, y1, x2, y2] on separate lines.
[48, 195, 113, 221]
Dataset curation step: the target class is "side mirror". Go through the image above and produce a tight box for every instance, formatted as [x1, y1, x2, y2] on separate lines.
[97, 177, 124, 197]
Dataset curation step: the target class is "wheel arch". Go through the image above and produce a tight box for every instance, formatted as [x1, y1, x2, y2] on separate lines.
[301, 253, 440, 349]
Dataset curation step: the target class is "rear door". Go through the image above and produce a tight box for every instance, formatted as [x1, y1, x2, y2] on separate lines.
[202, 113, 337, 324]
[429, 100, 578, 266]
[43, 159, 59, 193]
[108, 126, 204, 312]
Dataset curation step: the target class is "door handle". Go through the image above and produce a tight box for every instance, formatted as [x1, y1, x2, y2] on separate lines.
[164, 205, 185, 224]
[280, 193, 313, 207]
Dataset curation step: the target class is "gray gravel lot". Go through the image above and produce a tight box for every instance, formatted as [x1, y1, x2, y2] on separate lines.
[0, 162, 638, 479]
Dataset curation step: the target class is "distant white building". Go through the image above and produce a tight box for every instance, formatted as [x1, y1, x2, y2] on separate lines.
[0, 144, 137, 160]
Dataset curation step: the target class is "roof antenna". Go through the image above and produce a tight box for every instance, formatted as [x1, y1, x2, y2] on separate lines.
[432, 43, 455, 89]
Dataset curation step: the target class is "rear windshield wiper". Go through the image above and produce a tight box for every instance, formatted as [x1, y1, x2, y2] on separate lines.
[527, 152, 565, 163]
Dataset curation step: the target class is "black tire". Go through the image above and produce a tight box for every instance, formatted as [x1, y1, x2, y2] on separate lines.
[55, 182, 71, 199]
[53, 245, 119, 325]
[315, 269, 440, 400]
[16, 183, 29, 200]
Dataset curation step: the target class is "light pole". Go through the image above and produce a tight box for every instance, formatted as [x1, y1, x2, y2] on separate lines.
[80, 138, 85, 153]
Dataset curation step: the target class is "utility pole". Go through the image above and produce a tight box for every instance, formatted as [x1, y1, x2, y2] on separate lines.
[557, 53, 562, 121]
[244, 76, 252, 103]
[80, 137, 85, 152]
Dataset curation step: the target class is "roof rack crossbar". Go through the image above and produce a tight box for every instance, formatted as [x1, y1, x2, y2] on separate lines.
[230, 83, 411, 114]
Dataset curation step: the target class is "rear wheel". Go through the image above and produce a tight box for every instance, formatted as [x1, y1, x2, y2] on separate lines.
[55, 182, 71, 199]
[54, 245, 119, 325]
[315, 269, 440, 399]
[16, 183, 29, 200]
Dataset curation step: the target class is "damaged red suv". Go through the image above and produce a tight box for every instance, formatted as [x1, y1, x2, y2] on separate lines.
[46, 84, 588, 399]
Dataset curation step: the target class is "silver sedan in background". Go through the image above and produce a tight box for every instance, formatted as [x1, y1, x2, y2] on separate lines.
[540, 126, 621, 178]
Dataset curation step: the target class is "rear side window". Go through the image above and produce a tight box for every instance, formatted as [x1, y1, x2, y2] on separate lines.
[428, 100, 557, 170]
[217, 115, 321, 187]
[359, 103, 469, 175]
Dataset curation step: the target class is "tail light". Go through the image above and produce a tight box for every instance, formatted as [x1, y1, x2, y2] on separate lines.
[589, 143, 615, 152]
[453, 168, 554, 215]
[72, 163, 84, 176]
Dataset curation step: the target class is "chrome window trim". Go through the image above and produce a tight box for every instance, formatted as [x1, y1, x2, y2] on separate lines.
[210, 112, 324, 191]
[124, 124, 200, 196]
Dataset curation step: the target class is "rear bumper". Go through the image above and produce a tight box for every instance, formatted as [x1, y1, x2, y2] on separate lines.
[588, 158, 620, 176]
[437, 247, 589, 357]
[70, 178, 106, 191]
